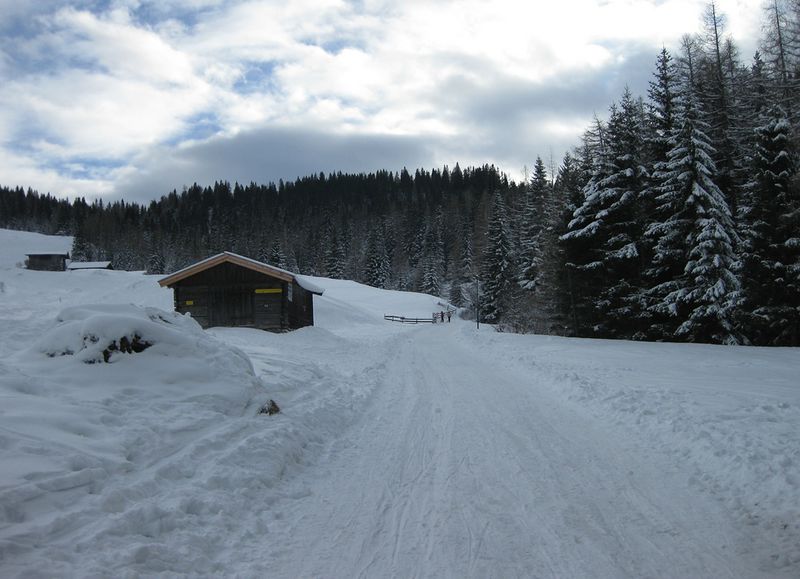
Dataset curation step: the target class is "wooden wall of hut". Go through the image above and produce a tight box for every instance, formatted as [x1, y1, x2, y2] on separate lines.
[26, 255, 67, 271]
[170, 261, 308, 331]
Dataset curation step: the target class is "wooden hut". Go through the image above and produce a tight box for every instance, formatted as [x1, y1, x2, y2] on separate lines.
[158, 252, 324, 331]
[25, 253, 69, 271]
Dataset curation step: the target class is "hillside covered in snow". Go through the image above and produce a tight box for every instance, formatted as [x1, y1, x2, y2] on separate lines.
[0, 228, 798, 578]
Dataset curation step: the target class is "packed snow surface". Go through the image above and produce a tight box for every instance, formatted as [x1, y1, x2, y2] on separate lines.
[1, 229, 799, 578]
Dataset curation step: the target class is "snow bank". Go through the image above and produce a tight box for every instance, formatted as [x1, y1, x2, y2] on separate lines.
[33, 304, 216, 363]
[462, 328, 800, 571]
[0, 302, 276, 574]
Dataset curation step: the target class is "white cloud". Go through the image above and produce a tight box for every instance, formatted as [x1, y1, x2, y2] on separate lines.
[0, 147, 112, 198]
[0, 0, 766, 199]
[49, 8, 196, 85]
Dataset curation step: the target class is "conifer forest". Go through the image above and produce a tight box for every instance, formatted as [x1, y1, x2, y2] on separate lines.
[2, 2, 799, 346]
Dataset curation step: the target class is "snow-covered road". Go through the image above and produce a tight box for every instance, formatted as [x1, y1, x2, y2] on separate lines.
[251, 325, 781, 579]
[2, 231, 798, 578]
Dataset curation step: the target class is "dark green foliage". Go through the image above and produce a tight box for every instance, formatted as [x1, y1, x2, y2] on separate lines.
[481, 191, 515, 323]
[739, 106, 800, 344]
[561, 90, 647, 338]
[650, 92, 741, 344]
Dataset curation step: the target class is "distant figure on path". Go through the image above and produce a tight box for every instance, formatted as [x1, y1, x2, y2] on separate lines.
[440, 311, 445, 323]
[447, 310, 451, 323]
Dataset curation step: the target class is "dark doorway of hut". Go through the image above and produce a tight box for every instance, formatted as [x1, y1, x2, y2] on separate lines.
[210, 287, 254, 327]
[254, 289, 283, 329]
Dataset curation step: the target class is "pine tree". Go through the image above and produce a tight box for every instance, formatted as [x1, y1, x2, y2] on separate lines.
[646, 48, 679, 170]
[739, 106, 800, 344]
[641, 48, 681, 338]
[528, 155, 573, 335]
[324, 227, 345, 279]
[147, 250, 166, 275]
[448, 281, 465, 308]
[647, 91, 741, 344]
[517, 157, 547, 291]
[421, 256, 441, 296]
[481, 191, 515, 323]
[698, 2, 741, 215]
[460, 219, 473, 278]
[561, 91, 647, 337]
[269, 240, 287, 269]
[71, 226, 92, 262]
[364, 227, 389, 289]
[560, 120, 610, 335]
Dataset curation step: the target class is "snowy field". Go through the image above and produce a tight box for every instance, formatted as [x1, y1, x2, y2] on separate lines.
[0, 228, 798, 578]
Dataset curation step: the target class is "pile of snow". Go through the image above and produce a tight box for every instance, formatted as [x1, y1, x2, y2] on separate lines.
[0, 302, 276, 574]
[35, 304, 225, 364]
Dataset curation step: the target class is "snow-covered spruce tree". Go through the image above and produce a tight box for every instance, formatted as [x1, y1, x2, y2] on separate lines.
[146, 249, 166, 275]
[421, 214, 446, 293]
[71, 225, 93, 262]
[697, 2, 740, 213]
[640, 48, 681, 338]
[647, 90, 742, 344]
[648, 49, 678, 146]
[268, 240, 287, 269]
[432, 205, 449, 280]
[421, 255, 441, 297]
[530, 155, 575, 335]
[364, 227, 389, 289]
[481, 191, 515, 324]
[324, 227, 345, 279]
[448, 280, 465, 308]
[560, 120, 609, 335]
[444, 218, 474, 310]
[739, 106, 799, 345]
[561, 90, 647, 338]
[644, 48, 679, 182]
[517, 157, 547, 292]
[459, 218, 474, 279]
[520, 156, 571, 334]
[112, 247, 137, 271]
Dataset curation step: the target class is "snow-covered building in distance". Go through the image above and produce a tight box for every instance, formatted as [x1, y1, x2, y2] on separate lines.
[158, 252, 324, 331]
[25, 252, 69, 271]
[67, 261, 113, 271]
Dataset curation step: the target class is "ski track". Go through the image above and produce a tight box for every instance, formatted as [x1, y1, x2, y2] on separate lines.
[1, 320, 792, 578]
[253, 326, 779, 579]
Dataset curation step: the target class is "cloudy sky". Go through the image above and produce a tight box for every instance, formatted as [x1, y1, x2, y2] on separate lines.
[0, 0, 763, 203]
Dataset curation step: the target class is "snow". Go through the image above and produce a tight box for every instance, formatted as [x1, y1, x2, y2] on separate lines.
[66, 261, 111, 270]
[1, 228, 799, 577]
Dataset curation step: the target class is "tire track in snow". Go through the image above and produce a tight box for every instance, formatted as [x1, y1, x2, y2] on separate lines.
[260, 325, 780, 578]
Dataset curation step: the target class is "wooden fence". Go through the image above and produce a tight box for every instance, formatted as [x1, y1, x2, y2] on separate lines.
[383, 314, 436, 324]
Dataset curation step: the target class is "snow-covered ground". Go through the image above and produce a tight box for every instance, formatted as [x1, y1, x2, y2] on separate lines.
[1, 228, 798, 578]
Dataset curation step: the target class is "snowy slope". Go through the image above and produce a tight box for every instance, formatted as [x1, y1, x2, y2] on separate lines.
[1, 229, 798, 578]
